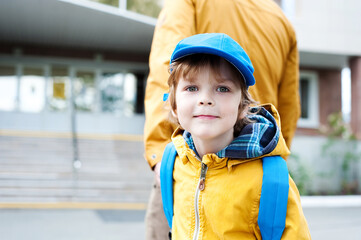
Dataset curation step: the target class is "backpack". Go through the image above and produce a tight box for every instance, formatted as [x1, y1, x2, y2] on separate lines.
[160, 142, 289, 240]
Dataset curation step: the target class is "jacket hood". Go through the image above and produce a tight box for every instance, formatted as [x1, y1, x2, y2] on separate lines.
[171, 104, 290, 162]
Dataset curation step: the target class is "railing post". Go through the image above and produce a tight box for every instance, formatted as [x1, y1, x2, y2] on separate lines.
[119, 0, 127, 10]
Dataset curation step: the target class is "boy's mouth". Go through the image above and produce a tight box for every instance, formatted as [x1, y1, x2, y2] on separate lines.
[194, 115, 219, 120]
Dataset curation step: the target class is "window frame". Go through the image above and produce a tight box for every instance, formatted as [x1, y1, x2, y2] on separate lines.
[297, 71, 319, 128]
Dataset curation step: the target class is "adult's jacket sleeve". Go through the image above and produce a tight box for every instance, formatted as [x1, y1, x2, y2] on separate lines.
[281, 177, 312, 239]
[144, 0, 196, 168]
[277, 40, 300, 148]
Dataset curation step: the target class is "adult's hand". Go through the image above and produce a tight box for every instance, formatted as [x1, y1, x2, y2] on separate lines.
[154, 161, 161, 185]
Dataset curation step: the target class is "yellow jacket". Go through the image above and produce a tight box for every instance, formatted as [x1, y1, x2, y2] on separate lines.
[170, 105, 310, 239]
[144, 0, 300, 168]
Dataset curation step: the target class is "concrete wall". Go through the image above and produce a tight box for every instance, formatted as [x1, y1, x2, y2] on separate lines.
[0, 111, 145, 135]
[285, 0, 361, 55]
[290, 136, 361, 194]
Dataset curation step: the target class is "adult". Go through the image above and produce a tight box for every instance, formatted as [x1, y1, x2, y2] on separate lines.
[143, 0, 300, 239]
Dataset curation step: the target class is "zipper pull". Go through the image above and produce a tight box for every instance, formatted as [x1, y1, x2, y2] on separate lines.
[199, 162, 208, 191]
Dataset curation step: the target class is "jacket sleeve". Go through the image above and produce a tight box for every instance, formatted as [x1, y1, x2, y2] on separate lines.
[144, 0, 196, 169]
[277, 37, 301, 149]
[281, 177, 312, 239]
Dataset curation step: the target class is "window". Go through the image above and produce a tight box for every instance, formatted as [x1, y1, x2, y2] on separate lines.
[0, 65, 17, 111]
[300, 79, 309, 119]
[127, 0, 162, 18]
[100, 72, 124, 113]
[298, 71, 319, 128]
[274, 0, 282, 6]
[0, 58, 146, 116]
[99, 72, 138, 115]
[19, 67, 45, 112]
[48, 66, 70, 112]
[73, 70, 96, 112]
[280, 0, 296, 19]
[88, 0, 162, 18]
[123, 73, 137, 116]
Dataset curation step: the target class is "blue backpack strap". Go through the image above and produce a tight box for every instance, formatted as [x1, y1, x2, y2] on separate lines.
[160, 142, 178, 228]
[258, 155, 289, 240]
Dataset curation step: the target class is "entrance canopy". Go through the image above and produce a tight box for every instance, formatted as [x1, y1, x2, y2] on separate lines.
[0, 0, 157, 54]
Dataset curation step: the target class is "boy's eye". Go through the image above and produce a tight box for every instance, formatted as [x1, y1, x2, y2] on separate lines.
[186, 86, 198, 92]
[217, 86, 230, 92]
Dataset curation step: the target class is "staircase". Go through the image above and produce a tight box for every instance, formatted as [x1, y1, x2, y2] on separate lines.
[0, 135, 153, 204]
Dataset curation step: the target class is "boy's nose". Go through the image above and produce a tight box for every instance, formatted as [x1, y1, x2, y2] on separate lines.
[198, 92, 214, 106]
[199, 100, 213, 105]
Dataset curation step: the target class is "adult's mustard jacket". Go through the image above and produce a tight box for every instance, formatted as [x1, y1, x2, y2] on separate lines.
[144, 0, 301, 168]
[169, 105, 310, 239]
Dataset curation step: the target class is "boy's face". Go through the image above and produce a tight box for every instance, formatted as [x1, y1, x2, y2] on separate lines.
[173, 60, 243, 145]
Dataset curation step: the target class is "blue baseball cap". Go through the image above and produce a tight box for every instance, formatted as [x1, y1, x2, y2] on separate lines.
[170, 33, 255, 87]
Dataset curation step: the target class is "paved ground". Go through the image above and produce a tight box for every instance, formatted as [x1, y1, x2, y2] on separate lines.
[0, 208, 146, 240]
[303, 207, 361, 239]
[1, 206, 361, 240]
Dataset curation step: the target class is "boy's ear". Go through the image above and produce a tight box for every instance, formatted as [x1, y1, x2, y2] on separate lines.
[238, 107, 247, 120]
[171, 109, 178, 118]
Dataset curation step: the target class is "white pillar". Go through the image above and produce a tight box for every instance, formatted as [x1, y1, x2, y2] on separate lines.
[119, 0, 127, 10]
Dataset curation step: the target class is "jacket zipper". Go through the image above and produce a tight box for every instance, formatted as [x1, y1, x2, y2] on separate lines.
[192, 162, 208, 240]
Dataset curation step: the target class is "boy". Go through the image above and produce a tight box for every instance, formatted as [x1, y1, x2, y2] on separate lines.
[163, 33, 311, 239]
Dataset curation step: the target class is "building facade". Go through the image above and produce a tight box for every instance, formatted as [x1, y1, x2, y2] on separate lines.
[0, 0, 157, 135]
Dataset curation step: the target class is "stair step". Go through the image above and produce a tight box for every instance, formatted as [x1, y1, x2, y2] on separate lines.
[0, 135, 153, 203]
